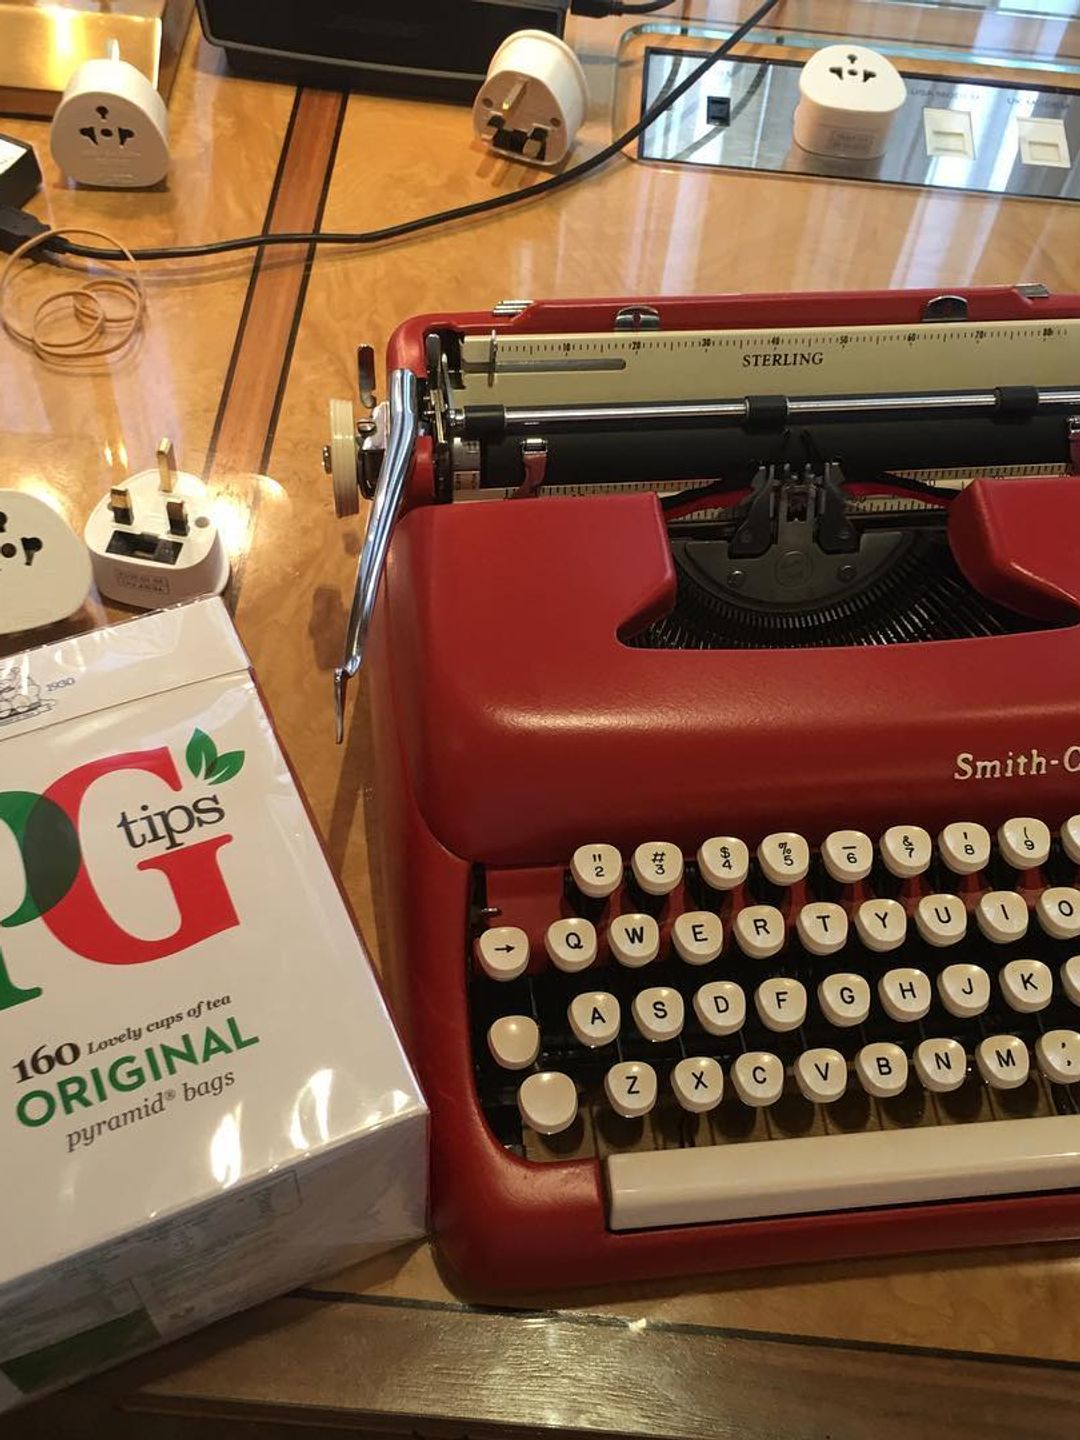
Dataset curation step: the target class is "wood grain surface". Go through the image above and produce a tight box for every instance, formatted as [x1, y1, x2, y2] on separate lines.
[8, 1, 1080, 1435]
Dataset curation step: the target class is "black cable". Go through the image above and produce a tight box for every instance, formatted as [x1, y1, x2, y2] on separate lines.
[570, 0, 674, 14]
[50, 0, 781, 265]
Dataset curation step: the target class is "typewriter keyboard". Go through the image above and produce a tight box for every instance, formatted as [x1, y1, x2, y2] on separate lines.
[470, 818, 1080, 1231]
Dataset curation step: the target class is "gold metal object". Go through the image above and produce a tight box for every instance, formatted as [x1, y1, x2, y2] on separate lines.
[108, 484, 132, 524]
[165, 496, 188, 535]
[156, 436, 176, 493]
[0, 0, 194, 118]
[501, 79, 527, 115]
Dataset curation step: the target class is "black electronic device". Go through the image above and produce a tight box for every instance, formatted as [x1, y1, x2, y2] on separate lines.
[195, 0, 569, 101]
[0, 135, 41, 210]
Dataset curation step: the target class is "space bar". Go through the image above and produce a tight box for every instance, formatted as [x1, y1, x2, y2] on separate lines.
[605, 1115, 1080, 1231]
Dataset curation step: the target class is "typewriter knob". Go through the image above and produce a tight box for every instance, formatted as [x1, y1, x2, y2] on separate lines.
[326, 397, 361, 518]
[325, 400, 387, 514]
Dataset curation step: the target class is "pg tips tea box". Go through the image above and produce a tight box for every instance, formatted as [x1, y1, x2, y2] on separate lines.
[0, 600, 427, 1411]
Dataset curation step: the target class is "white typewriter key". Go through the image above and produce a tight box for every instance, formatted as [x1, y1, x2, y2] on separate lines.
[571, 843, 623, 899]
[517, 1072, 578, 1135]
[632, 986, 685, 1042]
[697, 835, 749, 891]
[937, 963, 990, 1019]
[856, 1042, 909, 1099]
[475, 926, 530, 981]
[880, 825, 933, 879]
[1000, 958, 1053, 1014]
[1036, 887, 1080, 941]
[757, 832, 810, 885]
[998, 817, 1051, 871]
[693, 980, 746, 1036]
[914, 1038, 967, 1094]
[605, 1061, 657, 1119]
[672, 1056, 724, 1113]
[731, 1051, 784, 1107]
[976, 1035, 1029, 1090]
[796, 902, 848, 957]
[568, 991, 620, 1048]
[854, 898, 907, 953]
[939, 821, 991, 876]
[975, 891, 1029, 944]
[1062, 816, 1080, 866]
[632, 841, 684, 897]
[672, 910, 723, 965]
[821, 830, 874, 884]
[818, 973, 871, 1027]
[878, 968, 932, 1023]
[487, 1016, 541, 1071]
[1035, 1030, 1080, 1085]
[545, 917, 597, 973]
[608, 913, 660, 968]
[1063, 955, 1080, 1007]
[754, 977, 807, 1032]
[915, 894, 968, 947]
[733, 904, 786, 959]
[794, 1048, 848, 1104]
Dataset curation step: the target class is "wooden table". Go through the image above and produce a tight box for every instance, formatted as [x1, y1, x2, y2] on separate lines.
[5, 3, 1080, 1435]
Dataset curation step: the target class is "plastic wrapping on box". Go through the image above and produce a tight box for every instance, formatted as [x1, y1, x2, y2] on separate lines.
[0, 600, 427, 1409]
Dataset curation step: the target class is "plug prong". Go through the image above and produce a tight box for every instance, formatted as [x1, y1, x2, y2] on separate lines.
[501, 79, 527, 115]
[109, 485, 133, 526]
[157, 438, 177, 494]
[166, 498, 189, 537]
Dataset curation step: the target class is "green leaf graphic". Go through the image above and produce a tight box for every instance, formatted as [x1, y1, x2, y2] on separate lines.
[186, 729, 218, 779]
[207, 750, 245, 784]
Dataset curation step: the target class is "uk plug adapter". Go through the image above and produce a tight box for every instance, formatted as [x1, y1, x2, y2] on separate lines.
[50, 47, 169, 189]
[84, 442, 229, 609]
[0, 490, 92, 635]
[793, 45, 907, 161]
[473, 30, 588, 167]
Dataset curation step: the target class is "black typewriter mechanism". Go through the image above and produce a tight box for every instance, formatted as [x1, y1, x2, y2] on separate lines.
[626, 460, 1057, 652]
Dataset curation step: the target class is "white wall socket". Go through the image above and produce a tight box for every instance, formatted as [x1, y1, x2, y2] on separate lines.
[793, 44, 907, 161]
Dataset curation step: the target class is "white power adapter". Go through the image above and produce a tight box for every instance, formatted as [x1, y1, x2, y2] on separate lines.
[84, 441, 229, 609]
[473, 30, 588, 167]
[50, 42, 169, 188]
[793, 44, 907, 161]
[0, 490, 92, 635]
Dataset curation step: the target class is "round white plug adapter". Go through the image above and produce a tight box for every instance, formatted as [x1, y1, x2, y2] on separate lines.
[50, 50, 169, 188]
[473, 30, 588, 167]
[793, 44, 907, 161]
[0, 491, 92, 635]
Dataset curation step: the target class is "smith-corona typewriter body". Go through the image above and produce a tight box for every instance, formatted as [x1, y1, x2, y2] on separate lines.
[328, 286, 1080, 1291]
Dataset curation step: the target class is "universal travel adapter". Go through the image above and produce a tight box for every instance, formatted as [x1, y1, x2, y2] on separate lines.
[473, 29, 588, 166]
[793, 44, 907, 161]
[50, 47, 169, 188]
[0, 490, 92, 635]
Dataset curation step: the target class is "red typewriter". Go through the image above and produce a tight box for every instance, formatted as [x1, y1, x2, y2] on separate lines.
[327, 286, 1080, 1292]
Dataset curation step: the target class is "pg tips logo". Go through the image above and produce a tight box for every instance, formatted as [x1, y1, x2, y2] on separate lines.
[0, 729, 246, 1013]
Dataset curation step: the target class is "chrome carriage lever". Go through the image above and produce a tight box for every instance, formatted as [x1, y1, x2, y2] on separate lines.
[334, 367, 419, 742]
